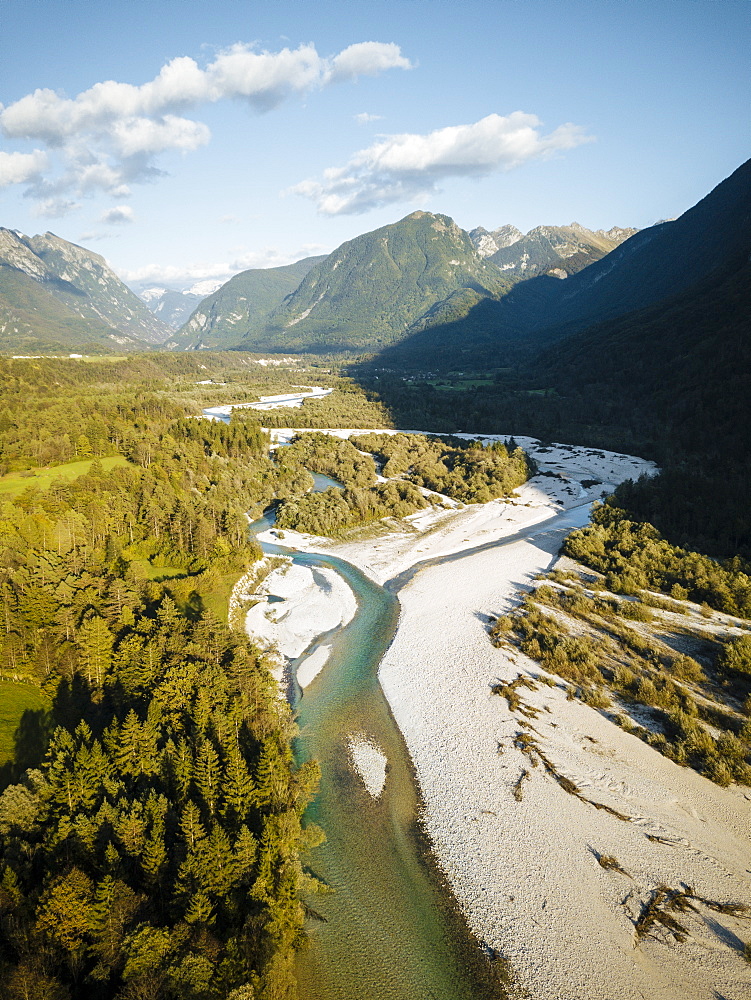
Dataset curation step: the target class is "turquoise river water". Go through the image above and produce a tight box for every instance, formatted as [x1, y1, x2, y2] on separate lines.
[249, 504, 507, 1000]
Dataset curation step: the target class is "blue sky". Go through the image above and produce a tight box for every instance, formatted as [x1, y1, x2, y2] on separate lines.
[1, 0, 748, 291]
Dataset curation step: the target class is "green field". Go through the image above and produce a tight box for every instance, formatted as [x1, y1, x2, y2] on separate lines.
[0, 681, 50, 766]
[202, 570, 244, 622]
[128, 559, 187, 582]
[425, 376, 496, 391]
[0, 454, 130, 498]
[79, 356, 128, 363]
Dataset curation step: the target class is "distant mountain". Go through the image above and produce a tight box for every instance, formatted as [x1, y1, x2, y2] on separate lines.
[377, 159, 751, 369]
[484, 222, 638, 280]
[139, 287, 206, 329]
[468, 224, 523, 257]
[0, 230, 165, 353]
[170, 256, 328, 350]
[0, 229, 171, 353]
[232, 212, 516, 353]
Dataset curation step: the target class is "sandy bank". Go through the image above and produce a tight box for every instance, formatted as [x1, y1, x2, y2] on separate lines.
[243, 560, 356, 688]
[248, 431, 749, 998]
[379, 516, 751, 1000]
[258, 433, 656, 586]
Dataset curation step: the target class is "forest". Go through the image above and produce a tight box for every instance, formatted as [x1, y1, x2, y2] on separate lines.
[271, 430, 532, 537]
[0, 355, 333, 1000]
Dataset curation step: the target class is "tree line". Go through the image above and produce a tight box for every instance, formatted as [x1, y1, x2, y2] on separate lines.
[563, 501, 751, 619]
[350, 432, 532, 503]
[0, 357, 331, 999]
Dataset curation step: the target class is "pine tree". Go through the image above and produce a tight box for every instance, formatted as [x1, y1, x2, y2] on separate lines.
[114, 710, 159, 779]
[194, 741, 221, 817]
[221, 744, 255, 824]
[77, 616, 114, 687]
[179, 800, 206, 852]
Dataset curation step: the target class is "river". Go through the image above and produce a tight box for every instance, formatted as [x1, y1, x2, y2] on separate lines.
[249, 500, 509, 1000]
[219, 405, 568, 996]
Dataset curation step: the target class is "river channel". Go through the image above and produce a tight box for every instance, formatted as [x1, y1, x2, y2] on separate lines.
[214, 399, 505, 997]
[248, 513, 506, 1000]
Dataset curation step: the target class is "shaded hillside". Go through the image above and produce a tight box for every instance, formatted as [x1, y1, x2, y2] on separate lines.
[536, 253, 751, 454]
[376, 158, 750, 370]
[172, 256, 327, 350]
[235, 212, 516, 353]
[534, 250, 751, 558]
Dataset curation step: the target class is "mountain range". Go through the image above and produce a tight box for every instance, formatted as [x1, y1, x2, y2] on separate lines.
[0, 230, 171, 353]
[0, 212, 643, 357]
[138, 287, 207, 330]
[173, 216, 637, 354]
[1, 158, 747, 374]
[469, 222, 637, 279]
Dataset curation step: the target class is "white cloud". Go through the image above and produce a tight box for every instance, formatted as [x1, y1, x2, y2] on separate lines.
[101, 205, 134, 224]
[117, 241, 331, 292]
[291, 112, 593, 215]
[354, 112, 384, 124]
[329, 42, 413, 82]
[0, 41, 412, 211]
[110, 115, 210, 157]
[0, 149, 48, 187]
[32, 197, 81, 218]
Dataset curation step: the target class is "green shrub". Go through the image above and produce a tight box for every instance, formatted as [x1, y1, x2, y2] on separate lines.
[580, 686, 611, 709]
[702, 753, 733, 787]
[716, 732, 747, 766]
[669, 654, 704, 683]
[618, 600, 653, 622]
[718, 635, 751, 676]
[489, 615, 513, 645]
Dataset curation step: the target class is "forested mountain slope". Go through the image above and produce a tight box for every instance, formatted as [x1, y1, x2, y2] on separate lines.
[0, 229, 170, 352]
[232, 212, 516, 353]
[172, 255, 328, 350]
[0, 263, 138, 354]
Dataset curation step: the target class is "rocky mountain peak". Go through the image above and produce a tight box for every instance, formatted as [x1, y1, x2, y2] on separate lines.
[0, 227, 172, 348]
[469, 224, 523, 257]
